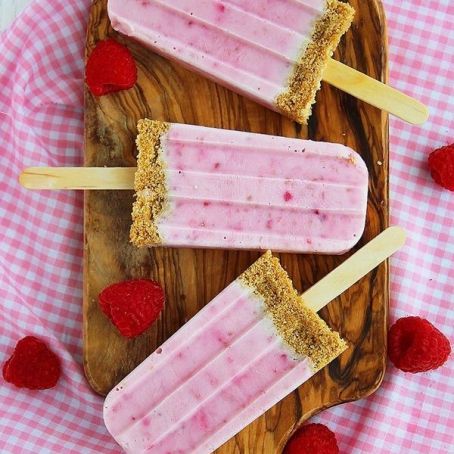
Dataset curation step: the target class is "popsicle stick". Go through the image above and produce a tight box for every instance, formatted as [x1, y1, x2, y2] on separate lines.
[19, 167, 136, 190]
[302, 226, 406, 312]
[323, 59, 428, 125]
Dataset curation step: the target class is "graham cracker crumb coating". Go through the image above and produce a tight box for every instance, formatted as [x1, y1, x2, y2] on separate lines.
[240, 251, 347, 371]
[276, 0, 355, 124]
[130, 119, 169, 247]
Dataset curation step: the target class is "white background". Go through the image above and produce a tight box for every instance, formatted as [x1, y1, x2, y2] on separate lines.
[0, 0, 31, 30]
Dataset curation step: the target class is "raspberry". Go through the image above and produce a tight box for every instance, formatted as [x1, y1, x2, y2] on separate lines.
[428, 143, 454, 191]
[86, 38, 137, 96]
[2, 337, 61, 390]
[99, 279, 165, 338]
[388, 316, 451, 373]
[284, 423, 339, 454]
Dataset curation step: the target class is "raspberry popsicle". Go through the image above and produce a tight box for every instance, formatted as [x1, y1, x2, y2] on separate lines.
[104, 252, 347, 453]
[131, 119, 368, 254]
[103, 227, 406, 454]
[108, 0, 354, 124]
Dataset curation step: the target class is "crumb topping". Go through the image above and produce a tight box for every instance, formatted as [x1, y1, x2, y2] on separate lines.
[276, 0, 355, 124]
[240, 251, 347, 370]
[344, 153, 357, 165]
[130, 119, 169, 247]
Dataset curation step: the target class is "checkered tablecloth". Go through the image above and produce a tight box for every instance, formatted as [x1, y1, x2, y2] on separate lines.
[0, 1, 452, 452]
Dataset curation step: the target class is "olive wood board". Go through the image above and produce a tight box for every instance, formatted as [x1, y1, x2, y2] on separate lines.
[83, 0, 389, 452]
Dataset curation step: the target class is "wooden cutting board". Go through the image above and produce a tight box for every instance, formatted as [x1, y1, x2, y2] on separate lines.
[83, 0, 389, 451]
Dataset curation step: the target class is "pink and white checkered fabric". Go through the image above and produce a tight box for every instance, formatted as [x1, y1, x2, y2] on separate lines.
[0, 0, 452, 452]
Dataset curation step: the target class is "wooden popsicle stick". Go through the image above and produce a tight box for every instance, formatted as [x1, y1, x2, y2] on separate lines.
[323, 59, 429, 125]
[302, 226, 406, 312]
[19, 167, 136, 190]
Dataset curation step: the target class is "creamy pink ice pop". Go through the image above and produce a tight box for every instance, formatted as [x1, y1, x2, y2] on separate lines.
[103, 251, 346, 453]
[108, 0, 354, 124]
[131, 119, 368, 253]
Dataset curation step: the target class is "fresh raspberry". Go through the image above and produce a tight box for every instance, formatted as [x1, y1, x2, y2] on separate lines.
[388, 316, 451, 373]
[428, 143, 454, 191]
[86, 38, 137, 96]
[2, 336, 61, 390]
[99, 279, 165, 338]
[284, 423, 339, 454]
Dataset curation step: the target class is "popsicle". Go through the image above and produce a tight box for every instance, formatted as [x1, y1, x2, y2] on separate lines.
[19, 120, 369, 254]
[103, 227, 406, 454]
[132, 119, 368, 253]
[107, 0, 428, 124]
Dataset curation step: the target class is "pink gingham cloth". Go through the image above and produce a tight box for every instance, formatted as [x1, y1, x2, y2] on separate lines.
[0, 0, 452, 452]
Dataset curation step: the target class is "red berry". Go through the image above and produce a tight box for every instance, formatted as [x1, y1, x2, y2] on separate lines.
[388, 316, 451, 373]
[284, 423, 339, 454]
[99, 279, 165, 338]
[2, 337, 61, 390]
[86, 38, 137, 96]
[428, 143, 454, 191]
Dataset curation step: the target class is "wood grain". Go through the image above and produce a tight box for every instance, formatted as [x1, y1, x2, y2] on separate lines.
[19, 167, 136, 190]
[83, 0, 389, 452]
[324, 59, 428, 124]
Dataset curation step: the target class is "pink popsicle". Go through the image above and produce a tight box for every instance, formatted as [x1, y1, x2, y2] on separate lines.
[103, 251, 347, 453]
[131, 119, 368, 254]
[107, 0, 354, 124]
